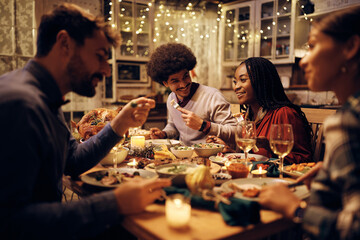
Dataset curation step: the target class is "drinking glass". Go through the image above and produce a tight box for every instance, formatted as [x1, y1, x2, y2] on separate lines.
[269, 124, 294, 178]
[235, 121, 256, 167]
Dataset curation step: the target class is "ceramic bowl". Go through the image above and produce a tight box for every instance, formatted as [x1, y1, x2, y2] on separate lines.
[100, 147, 129, 165]
[170, 146, 194, 159]
[192, 143, 224, 157]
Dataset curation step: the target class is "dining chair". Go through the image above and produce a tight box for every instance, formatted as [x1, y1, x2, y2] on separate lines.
[301, 108, 337, 162]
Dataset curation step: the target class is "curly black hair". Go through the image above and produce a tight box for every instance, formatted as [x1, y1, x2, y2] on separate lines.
[146, 43, 197, 85]
[239, 57, 313, 147]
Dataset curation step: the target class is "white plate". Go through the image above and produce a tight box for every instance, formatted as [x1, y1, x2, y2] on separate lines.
[221, 178, 309, 201]
[145, 139, 180, 148]
[81, 168, 158, 188]
[209, 153, 269, 165]
[224, 153, 269, 162]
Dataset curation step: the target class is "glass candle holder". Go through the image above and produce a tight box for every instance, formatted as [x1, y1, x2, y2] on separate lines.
[165, 194, 191, 229]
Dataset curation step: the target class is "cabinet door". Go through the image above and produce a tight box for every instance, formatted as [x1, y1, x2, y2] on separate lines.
[222, 1, 255, 65]
[115, 0, 153, 61]
[255, 0, 295, 63]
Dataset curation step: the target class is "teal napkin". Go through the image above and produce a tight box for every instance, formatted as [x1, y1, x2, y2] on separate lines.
[164, 187, 260, 226]
[251, 160, 279, 177]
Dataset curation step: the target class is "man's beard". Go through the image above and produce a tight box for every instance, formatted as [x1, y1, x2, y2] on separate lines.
[66, 53, 102, 97]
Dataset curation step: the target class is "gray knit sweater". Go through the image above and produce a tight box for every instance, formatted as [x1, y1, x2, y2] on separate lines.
[163, 84, 237, 146]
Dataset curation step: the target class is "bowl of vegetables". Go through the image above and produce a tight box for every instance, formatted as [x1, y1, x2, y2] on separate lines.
[170, 146, 194, 159]
[192, 143, 224, 157]
[155, 163, 198, 186]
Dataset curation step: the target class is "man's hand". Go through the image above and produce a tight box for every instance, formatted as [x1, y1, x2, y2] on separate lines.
[114, 178, 171, 215]
[176, 107, 203, 130]
[111, 97, 155, 137]
[150, 128, 166, 139]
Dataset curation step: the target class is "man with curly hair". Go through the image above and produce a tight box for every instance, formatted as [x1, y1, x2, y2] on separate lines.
[147, 43, 237, 146]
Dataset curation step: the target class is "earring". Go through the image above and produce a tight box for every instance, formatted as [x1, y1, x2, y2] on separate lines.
[341, 66, 347, 73]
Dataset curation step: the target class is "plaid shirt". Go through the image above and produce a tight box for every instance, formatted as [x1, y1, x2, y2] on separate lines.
[303, 91, 360, 240]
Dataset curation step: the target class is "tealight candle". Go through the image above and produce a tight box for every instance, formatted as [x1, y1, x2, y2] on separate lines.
[130, 136, 145, 150]
[165, 194, 191, 229]
[127, 158, 137, 168]
[251, 166, 267, 178]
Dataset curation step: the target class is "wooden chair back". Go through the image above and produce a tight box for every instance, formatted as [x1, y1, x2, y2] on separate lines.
[301, 108, 336, 162]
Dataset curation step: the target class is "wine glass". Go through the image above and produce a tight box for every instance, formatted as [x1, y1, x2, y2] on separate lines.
[269, 124, 294, 178]
[235, 121, 256, 167]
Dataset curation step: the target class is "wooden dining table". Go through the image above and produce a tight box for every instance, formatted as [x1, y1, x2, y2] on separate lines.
[62, 162, 301, 240]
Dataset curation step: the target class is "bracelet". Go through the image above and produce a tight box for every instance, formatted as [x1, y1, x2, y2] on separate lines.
[199, 120, 207, 131]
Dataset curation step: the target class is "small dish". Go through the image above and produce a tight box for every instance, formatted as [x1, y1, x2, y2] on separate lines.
[213, 173, 232, 185]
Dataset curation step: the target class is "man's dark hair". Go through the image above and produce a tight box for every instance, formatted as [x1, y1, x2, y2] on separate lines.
[146, 43, 197, 85]
[36, 3, 120, 57]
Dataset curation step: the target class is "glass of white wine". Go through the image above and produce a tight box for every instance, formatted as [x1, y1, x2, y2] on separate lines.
[269, 124, 294, 178]
[235, 121, 256, 167]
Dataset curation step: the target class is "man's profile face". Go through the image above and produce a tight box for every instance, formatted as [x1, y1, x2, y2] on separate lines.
[67, 30, 111, 97]
[163, 69, 192, 100]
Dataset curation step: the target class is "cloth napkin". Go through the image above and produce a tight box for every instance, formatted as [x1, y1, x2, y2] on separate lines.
[164, 187, 260, 226]
[251, 160, 280, 177]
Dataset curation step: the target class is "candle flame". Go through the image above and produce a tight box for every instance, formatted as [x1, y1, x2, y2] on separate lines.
[259, 166, 262, 173]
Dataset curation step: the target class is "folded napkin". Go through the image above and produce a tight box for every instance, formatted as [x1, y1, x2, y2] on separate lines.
[164, 187, 260, 226]
[251, 160, 280, 177]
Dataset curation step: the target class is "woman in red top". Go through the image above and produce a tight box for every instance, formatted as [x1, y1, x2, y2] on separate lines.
[208, 57, 312, 164]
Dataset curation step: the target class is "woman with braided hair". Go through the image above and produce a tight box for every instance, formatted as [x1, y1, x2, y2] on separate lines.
[207, 57, 312, 164]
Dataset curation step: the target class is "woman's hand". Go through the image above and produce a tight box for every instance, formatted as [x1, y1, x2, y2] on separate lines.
[296, 161, 322, 189]
[258, 183, 301, 219]
[206, 135, 236, 153]
[111, 97, 155, 137]
[150, 128, 166, 139]
[176, 107, 203, 130]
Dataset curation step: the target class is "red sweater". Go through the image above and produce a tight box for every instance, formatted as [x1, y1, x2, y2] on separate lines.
[255, 106, 312, 164]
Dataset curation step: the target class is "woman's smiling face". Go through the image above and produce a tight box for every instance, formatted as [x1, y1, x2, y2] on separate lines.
[232, 64, 256, 105]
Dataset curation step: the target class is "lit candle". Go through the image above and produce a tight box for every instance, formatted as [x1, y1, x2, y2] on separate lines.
[251, 166, 267, 178]
[130, 136, 145, 149]
[127, 158, 137, 168]
[165, 194, 191, 229]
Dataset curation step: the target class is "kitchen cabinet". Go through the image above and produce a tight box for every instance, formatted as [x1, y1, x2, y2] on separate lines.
[103, 0, 154, 102]
[221, 1, 256, 65]
[221, 0, 296, 66]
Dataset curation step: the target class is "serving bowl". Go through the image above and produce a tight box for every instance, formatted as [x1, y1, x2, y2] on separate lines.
[145, 139, 181, 149]
[155, 163, 197, 187]
[192, 143, 224, 157]
[227, 162, 249, 178]
[100, 147, 129, 165]
[170, 146, 194, 159]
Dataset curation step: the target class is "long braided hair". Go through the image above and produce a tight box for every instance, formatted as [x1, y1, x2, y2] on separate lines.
[239, 57, 313, 144]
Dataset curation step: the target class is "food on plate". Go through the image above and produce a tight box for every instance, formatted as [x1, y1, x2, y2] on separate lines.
[226, 154, 256, 162]
[153, 144, 176, 160]
[157, 164, 196, 174]
[285, 162, 315, 173]
[189, 157, 211, 167]
[94, 170, 141, 186]
[228, 182, 261, 198]
[173, 146, 192, 150]
[72, 107, 122, 141]
[193, 143, 223, 149]
[185, 165, 215, 194]
[242, 188, 260, 198]
[227, 162, 249, 178]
